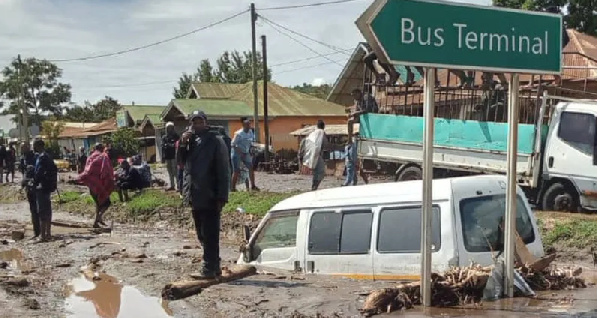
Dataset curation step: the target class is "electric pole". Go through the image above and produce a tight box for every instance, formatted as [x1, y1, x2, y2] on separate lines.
[250, 3, 261, 143]
[261, 35, 270, 162]
[17, 54, 28, 144]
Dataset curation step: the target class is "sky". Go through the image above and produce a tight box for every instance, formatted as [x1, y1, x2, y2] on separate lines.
[0, 0, 491, 106]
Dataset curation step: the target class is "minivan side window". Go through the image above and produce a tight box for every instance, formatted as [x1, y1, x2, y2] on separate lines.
[377, 206, 442, 253]
[557, 112, 596, 156]
[252, 212, 299, 258]
[308, 210, 373, 255]
[459, 194, 535, 253]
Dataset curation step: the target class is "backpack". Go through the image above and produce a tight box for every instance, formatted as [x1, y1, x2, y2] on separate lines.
[40, 153, 58, 192]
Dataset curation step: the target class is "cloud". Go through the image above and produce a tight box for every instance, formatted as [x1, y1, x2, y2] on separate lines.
[0, 0, 491, 106]
[311, 78, 326, 86]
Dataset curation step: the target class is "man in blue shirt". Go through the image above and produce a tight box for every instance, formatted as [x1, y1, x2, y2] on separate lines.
[343, 137, 358, 186]
[231, 118, 259, 191]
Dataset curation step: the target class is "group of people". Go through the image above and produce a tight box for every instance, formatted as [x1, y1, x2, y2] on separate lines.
[160, 117, 260, 195]
[0, 143, 17, 183]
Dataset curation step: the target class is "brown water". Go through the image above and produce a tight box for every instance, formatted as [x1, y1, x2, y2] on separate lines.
[64, 272, 172, 318]
[396, 288, 597, 317]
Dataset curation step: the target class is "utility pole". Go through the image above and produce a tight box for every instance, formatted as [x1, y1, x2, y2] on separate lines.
[17, 54, 28, 144]
[261, 35, 270, 162]
[250, 3, 261, 143]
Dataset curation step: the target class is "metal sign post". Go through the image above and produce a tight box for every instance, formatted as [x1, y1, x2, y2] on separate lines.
[420, 67, 435, 306]
[503, 73, 520, 297]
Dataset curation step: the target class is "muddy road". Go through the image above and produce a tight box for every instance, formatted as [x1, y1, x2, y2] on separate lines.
[0, 170, 596, 318]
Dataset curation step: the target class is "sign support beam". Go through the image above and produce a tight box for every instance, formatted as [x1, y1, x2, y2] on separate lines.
[503, 73, 520, 297]
[420, 67, 435, 307]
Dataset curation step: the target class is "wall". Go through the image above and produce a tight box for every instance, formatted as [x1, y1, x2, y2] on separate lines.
[227, 116, 347, 151]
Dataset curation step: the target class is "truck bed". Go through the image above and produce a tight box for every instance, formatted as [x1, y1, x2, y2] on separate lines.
[358, 114, 548, 179]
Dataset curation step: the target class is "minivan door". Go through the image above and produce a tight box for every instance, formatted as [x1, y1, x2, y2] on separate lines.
[303, 208, 374, 279]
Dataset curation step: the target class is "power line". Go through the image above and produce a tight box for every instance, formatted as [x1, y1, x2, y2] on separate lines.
[261, 18, 344, 67]
[275, 59, 347, 74]
[270, 49, 353, 67]
[259, 0, 361, 11]
[48, 10, 248, 63]
[258, 15, 348, 54]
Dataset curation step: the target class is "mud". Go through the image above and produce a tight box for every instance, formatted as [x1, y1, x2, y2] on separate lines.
[0, 170, 596, 317]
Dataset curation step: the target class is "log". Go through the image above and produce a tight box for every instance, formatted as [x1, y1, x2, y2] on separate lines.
[529, 254, 557, 272]
[161, 265, 257, 300]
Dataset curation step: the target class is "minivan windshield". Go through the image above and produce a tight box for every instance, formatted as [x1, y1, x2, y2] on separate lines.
[459, 194, 535, 253]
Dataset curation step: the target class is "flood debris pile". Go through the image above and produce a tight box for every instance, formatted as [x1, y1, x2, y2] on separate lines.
[360, 259, 587, 317]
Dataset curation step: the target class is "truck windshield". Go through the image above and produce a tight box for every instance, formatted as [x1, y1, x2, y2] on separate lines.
[459, 194, 535, 253]
[558, 112, 596, 156]
[250, 212, 299, 260]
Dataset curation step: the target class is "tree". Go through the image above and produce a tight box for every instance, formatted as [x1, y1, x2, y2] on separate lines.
[173, 50, 272, 98]
[64, 96, 121, 122]
[103, 128, 140, 164]
[41, 119, 65, 159]
[0, 57, 72, 125]
[494, 0, 596, 36]
[291, 83, 333, 100]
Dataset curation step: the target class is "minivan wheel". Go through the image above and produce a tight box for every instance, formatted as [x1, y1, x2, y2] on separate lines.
[542, 182, 577, 212]
[396, 166, 423, 181]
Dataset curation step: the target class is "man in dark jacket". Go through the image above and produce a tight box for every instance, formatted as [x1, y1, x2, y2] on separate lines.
[162, 122, 180, 191]
[178, 110, 230, 278]
[0, 144, 5, 184]
[33, 139, 55, 242]
[20, 143, 39, 239]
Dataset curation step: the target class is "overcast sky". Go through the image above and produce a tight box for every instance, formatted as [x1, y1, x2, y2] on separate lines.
[0, 0, 491, 106]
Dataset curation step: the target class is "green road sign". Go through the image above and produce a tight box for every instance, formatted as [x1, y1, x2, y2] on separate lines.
[357, 0, 563, 74]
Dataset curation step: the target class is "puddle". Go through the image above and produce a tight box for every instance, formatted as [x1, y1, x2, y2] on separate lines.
[0, 248, 26, 272]
[65, 272, 172, 318]
[398, 288, 597, 317]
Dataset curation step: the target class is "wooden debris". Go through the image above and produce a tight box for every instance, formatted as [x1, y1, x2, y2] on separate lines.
[162, 265, 257, 300]
[55, 263, 72, 268]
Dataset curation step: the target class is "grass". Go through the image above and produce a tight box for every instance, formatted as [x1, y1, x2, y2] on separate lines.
[541, 219, 597, 250]
[59, 188, 297, 219]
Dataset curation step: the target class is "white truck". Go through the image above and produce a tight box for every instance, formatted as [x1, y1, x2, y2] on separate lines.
[358, 93, 597, 212]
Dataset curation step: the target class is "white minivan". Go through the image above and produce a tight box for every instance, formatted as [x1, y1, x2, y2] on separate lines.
[238, 175, 544, 280]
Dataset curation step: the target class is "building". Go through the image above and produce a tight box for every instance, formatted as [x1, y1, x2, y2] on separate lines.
[116, 104, 166, 129]
[163, 81, 348, 151]
[58, 118, 118, 152]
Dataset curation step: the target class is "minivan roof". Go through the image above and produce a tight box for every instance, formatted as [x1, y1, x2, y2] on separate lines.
[270, 175, 508, 212]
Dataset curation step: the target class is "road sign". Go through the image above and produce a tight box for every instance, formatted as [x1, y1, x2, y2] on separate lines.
[356, 0, 563, 74]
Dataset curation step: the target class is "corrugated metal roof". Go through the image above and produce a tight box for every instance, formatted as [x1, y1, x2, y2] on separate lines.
[290, 124, 359, 136]
[171, 99, 254, 118]
[327, 43, 370, 107]
[190, 82, 245, 99]
[230, 81, 347, 117]
[122, 105, 165, 123]
[60, 118, 117, 138]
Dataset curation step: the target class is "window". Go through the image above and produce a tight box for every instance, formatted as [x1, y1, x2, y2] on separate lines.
[308, 210, 373, 255]
[459, 195, 535, 253]
[252, 213, 299, 258]
[377, 206, 442, 253]
[558, 112, 596, 156]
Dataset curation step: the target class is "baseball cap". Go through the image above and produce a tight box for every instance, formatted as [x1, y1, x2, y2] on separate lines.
[189, 110, 207, 121]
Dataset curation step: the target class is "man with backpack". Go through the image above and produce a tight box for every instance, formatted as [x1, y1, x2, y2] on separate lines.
[20, 143, 39, 239]
[32, 139, 57, 242]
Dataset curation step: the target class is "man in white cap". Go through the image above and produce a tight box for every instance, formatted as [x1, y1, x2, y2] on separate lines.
[161, 121, 180, 191]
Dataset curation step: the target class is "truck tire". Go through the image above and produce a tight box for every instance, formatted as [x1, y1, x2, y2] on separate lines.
[396, 166, 422, 181]
[542, 182, 577, 212]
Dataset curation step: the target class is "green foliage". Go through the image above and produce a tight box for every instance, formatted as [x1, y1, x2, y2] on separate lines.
[291, 83, 333, 100]
[542, 219, 597, 249]
[223, 191, 298, 216]
[103, 128, 140, 161]
[493, 0, 596, 36]
[125, 190, 181, 215]
[57, 191, 85, 204]
[0, 57, 72, 125]
[41, 120, 65, 158]
[64, 96, 121, 122]
[173, 50, 272, 98]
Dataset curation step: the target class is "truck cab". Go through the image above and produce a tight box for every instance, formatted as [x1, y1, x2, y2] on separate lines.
[542, 101, 597, 211]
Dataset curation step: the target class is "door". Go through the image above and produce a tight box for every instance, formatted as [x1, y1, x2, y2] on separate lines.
[304, 208, 374, 279]
[372, 204, 447, 280]
[545, 108, 597, 207]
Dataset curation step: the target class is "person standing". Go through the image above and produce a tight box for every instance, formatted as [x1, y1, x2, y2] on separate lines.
[0, 144, 6, 184]
[77, 146, 88, 174]
[347, 89, 378, 140]
[298, 120, 329, 191]
[32, 139, 57, 242]
[79, 143, 114, 228]
[161, 122, 180, 191]
[231, 118, 258, 191]
[343, 137, 358, 187]
[20, 143, 39, 239]
[5, 144, 16, 183]
[178, 110, 230, 278]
